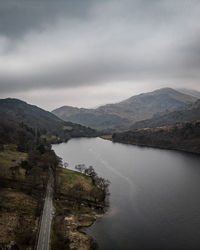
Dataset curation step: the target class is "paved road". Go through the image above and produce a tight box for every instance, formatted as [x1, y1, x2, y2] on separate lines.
[36, 171, 54, 250]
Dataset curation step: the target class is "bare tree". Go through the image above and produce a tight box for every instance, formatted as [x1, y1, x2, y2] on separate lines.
[95, 177, 110, 194]
[64, 162, 68, 168]
[75, 164, 86, 173]
[84, 166, 97, 179]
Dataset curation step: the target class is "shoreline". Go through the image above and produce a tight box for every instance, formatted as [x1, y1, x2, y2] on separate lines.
[52, 197, 107, 250]
[100, 135, 200, 155]
[50, 154, 109, 250]
[68, 209, 105, 250]
[112, 139, 200, 155]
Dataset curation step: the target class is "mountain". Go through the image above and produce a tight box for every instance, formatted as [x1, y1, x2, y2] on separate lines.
[131, 100, 200, 130]
[52, 88, 197, 130]
[112, 120, 200, 154]
[0, 98, 97, 144]
[52, 105, 129, 131]
[177, 88, 200, 99]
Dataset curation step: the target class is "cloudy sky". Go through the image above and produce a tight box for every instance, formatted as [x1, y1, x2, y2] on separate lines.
[0, 0, 200, 110]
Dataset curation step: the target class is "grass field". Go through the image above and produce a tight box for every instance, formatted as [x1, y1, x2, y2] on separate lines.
[52, 167, 105, 250]
[0, 145, 27, 180]
[57, 168, 95, 192]
[56, 167, 102, 203]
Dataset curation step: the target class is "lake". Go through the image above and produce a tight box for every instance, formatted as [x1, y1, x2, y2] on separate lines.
[53, 137, 200, 250]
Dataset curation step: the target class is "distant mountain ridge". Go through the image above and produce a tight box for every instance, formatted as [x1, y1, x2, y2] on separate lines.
[111, 90, 200, 154]
[131, 99, 200, 130]
[52, 88, 197, 130]
[177, 88, 200, 99]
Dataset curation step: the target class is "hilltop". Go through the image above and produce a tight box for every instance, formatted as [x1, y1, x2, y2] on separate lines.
[52, 88, 197, 130]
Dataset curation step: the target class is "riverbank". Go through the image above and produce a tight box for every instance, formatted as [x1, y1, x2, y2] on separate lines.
[52, 137, 200, 249]
[52, 199, 105, 250]
[101, 121, 200, 155]
[51, 167, 108, 250]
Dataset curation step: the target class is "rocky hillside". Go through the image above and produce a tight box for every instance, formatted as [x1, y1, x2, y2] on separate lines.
[131, 100, 200, 130]
[113, 121, 200, 154]
[52, 88, 197, 130]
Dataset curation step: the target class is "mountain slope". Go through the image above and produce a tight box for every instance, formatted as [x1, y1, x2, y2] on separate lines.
[131, 100, 200, 130]
[52, 88, 197, 130]
[0, 98, 96, 143]
[0, 99, 101, 249]
[177, 88, 200, 99]
[113, 120, 200, 154]
[52, 105, 129, 131]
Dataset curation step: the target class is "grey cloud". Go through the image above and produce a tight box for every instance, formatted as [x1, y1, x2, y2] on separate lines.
[1, 46, 199, 94]
[0, 0, 93, 38]
[0, 0, 200, 96]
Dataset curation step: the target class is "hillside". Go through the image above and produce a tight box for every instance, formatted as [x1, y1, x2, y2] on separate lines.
[0, 98, 97, 143]
[177, 88, 200, 99]
[0, 99, 62, 249]
[0, 98, 102, 249]
[52, 88, 197, 130]
[112, 121, 200, 154]
[52, 105, 129, 131]
[131, 100, 200, 130]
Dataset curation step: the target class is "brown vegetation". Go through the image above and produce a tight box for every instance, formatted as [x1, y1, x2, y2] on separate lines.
[113, 120, 200, 154]
[51, 166, 109, 250]
[0, 188, 38, 249]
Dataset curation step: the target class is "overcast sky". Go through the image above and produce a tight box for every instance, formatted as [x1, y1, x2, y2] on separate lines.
[0, 0, 200, 110]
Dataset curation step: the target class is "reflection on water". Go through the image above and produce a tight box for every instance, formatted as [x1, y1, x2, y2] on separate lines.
[53, 137, 200, 250]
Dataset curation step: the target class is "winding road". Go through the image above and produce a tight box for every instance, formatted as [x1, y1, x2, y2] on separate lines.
[36, 171, 54, 250]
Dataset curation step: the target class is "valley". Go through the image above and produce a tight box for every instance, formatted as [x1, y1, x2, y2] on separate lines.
[0, 87, 200, 250]
[0, 99, 107, 250]
[1, 1, 200, 249]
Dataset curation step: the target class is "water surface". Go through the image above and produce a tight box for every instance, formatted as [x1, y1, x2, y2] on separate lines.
[53, 137, 200, 250]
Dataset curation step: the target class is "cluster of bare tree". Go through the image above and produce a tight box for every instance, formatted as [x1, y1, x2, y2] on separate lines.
[75, 164, 110, 195]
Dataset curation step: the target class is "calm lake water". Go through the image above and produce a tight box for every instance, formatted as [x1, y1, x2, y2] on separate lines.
[53, 137, 200, 250]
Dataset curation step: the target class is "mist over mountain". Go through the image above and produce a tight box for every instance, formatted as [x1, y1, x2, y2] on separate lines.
[52, 88, 197, 131]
